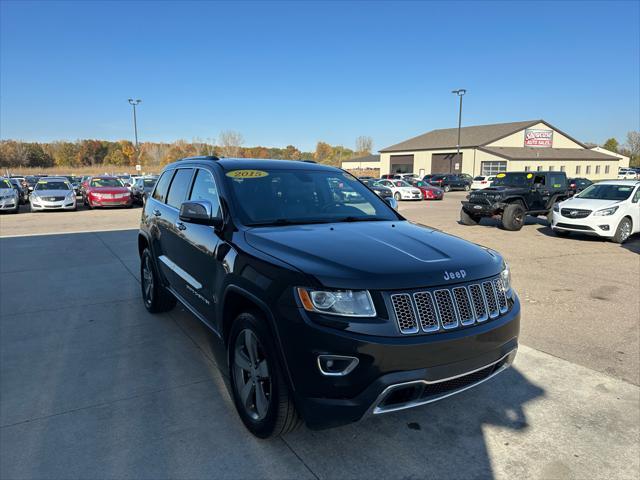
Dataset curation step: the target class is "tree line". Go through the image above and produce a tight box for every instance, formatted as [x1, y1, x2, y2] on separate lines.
[0, 131, 375, 170]
[596, 131, 640, 167]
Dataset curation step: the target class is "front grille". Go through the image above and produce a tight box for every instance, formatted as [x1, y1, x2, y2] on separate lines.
[555, 222, 594, 231]
[390, 275, 509, 335]
[45, 196, 65, 202]
[561, 208, 591, 219]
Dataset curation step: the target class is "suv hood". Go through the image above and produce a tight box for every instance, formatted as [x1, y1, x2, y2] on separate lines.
[245, 221, 502, 290]
[559, 197, 621, 210]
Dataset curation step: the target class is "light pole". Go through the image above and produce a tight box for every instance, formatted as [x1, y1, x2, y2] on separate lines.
[128, 99, 142, 148]
[451, 89, 466, 173]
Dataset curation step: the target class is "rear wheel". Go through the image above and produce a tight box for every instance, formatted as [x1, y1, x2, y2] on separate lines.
[229, 312, 301, 438]
[460, 208, 481, 225]
[464, 184, 470, 191]
[502, 203, 525, 231]
[140, 248, 176, 313]
[443, 185, 451, 192]
[612, 217, 633, 244]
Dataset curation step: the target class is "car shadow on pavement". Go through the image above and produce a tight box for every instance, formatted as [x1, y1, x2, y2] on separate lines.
[535, 225, 640, 253]
[457, 215, 549, 229]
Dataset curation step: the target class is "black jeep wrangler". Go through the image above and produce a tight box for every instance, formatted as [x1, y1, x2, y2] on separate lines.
[138, 156, 520, 438]
[460, 171, 569, 231]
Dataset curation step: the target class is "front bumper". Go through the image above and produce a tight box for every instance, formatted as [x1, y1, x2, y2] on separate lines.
[461, 200, 500, 216]
[30, 198, 76, 210]
[89, 196, 132, 207]
[0, 198, 18, 210]
[551, 211, 618, 237]
[277, 295, 520, 429]
[400, 191, 423, 200]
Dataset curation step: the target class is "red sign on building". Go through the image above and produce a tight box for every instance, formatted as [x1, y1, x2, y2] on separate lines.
[524, 129, 553, 147]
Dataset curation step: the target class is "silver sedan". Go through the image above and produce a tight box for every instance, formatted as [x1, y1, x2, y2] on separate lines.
[29, 177, 77, 212]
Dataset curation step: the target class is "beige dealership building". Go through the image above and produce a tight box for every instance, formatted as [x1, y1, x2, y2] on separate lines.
[377, 120, 623, 180]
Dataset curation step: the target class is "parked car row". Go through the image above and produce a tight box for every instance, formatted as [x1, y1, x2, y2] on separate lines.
[0, 173, 159, 214]
[360, 177, 444, 201]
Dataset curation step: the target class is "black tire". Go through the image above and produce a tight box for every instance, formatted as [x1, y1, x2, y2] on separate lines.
[501, 203, 526, 231]
[229, 312, 301, 438]
[460, 208, 481, 226]
[443, 185, 451, 192]
[394, 192, 401, 201]
[554, 229, 571, 237]
[612, 217, 633, 244]
[140, 248, 176, 313]
[546, 210, 554, 226]
[464, 184, 470, 191]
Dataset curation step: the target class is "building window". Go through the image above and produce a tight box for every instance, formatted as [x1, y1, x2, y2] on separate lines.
[480, 161, 507, 176]
[549, 166, 555, 171]
[605, 165, 610, 174]
[595, 165, 600, 174]
[537, 166, 543, 171]
[586, 165, 591, 174]
[576, 165, 581, 174]
[524, 166, 531, 172]
[560, 166, 566, 172]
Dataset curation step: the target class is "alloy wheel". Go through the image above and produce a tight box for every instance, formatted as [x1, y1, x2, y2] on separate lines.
[620, 220, 631, 242]
[142, 255, 154, 306]
[233, 329, 271, 421]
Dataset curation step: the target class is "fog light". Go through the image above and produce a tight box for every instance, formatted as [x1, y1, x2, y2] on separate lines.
[317, 355, 359, 376]
[598, 225, 610, 231]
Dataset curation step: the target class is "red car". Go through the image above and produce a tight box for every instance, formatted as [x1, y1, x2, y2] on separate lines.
[83, 176, 133, 209]
[408, 179, 444, 200]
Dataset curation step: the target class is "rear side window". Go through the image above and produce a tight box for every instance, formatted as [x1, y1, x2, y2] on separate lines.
[548, 174, 566, 189]
[166, 169, 194, 209]
[190, 169, 222, 217]
[152, 170, 175, 203]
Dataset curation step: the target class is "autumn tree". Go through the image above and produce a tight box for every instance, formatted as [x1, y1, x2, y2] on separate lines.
[283, 145, 302, 160]
[76, 140, 107, 166]
[603, 138, 619, 153]
[219, 130, 244, 157]
[314, 142, 333, 163]
[626, 131, 640, 167]
[355, 136, 373, 155]
[49, 141, 79, 167]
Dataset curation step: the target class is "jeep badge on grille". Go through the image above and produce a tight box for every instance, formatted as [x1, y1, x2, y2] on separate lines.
[444, 270, 467, 281]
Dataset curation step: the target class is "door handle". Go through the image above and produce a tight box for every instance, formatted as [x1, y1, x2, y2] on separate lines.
[176, 221, 187, 231]
[153, 209, 161, 217]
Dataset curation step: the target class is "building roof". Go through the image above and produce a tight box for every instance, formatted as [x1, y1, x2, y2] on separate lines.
[590, 146, 629, 160]
[479, 146, 619, 161]
[341, 154, 381, 163]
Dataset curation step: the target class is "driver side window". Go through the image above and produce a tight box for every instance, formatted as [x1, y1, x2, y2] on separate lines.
[190, 169, 222, 217]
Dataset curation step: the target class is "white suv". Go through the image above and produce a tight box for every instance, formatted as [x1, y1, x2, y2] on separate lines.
[551, 180, 640, 243]
[618, 169, 638, 180]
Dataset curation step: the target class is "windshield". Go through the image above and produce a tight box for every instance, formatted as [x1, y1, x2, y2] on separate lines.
[35, 180, 70, 191]
[225, 169, 399, 226]
[1, 179, 12, 189]
[142, 179, 157, 187]
[577, 184, 635, 201]
[393, 180, 411, 187]
[491, 173, 532, 187]
[90, 178, 123, 188]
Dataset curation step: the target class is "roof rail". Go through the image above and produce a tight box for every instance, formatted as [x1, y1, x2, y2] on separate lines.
[179, 155, 220, 162]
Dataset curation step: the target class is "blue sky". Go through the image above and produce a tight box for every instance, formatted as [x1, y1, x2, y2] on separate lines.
[1, 0, 638, 151]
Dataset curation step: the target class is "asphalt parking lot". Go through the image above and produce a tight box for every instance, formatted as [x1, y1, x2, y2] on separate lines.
[1, 193, 638, 479]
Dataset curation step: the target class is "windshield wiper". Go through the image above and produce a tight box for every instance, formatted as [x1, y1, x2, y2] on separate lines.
[247, 218, 331, 227]
[336, 216, 385, 223]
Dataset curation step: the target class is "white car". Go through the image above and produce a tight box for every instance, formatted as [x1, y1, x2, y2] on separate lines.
[470, 175, 495, 190]
[0, 177, 19, 214]
[617, 169, 638, 180]
[551, 180, 640, 243]
[29, 177, 77, 212]
[376, 179, 422, 201]
[393, 173, 419, 181]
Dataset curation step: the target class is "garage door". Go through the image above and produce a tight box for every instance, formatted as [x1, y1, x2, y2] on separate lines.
[390, 155, 414, 174]
[431, 153, 462, 174]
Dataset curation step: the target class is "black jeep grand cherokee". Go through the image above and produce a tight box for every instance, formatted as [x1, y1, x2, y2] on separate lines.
[138, 157, 520, 438]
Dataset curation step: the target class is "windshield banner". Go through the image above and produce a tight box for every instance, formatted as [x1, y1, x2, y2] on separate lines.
[524, 129, 553, 147]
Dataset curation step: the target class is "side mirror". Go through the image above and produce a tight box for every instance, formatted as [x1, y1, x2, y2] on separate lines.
[384, 197, 399, 210]
[179, 200, 223, 229]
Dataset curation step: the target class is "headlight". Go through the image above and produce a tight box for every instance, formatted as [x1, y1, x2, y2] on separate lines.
[296, 288, 376, 317]
[500, 261, 512, 295]
[66, 192, 75, 199]
[553, 203, 559, 212]
[594, 206, 618, 216]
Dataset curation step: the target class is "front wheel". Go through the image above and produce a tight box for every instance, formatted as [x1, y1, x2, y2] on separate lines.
[229, 313, 301, 438]
[460, 208, 481, 225]
[140, 248, 176, 313]
[464, 184, 470, 191]
[394, 192, 401, 201]
[612, 217, 633, 244]
[502, 203, 525, 231]
[443, 185, 451, 192]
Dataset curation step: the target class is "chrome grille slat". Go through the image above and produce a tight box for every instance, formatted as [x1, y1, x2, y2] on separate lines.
[493, 278, 508, 314]
[413, 292, 439, 332]
[390, 275, 510, 335]
[434, 289, 459, 329]
[453, 287, 474, 326]
[468, 284, 488, 322]
[482, 281, 500, 318]
[390, 294, 419, 334]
